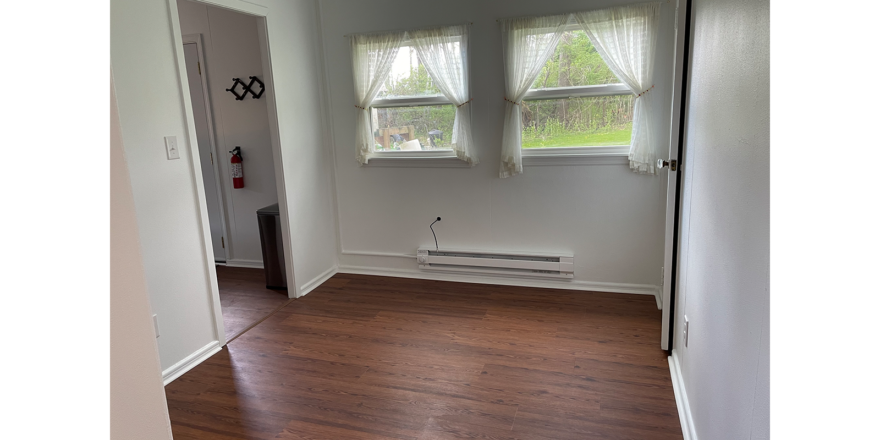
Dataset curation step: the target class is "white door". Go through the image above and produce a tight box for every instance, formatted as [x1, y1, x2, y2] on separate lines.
[660, 0, 691, 350]
[183, 43, 227, 262]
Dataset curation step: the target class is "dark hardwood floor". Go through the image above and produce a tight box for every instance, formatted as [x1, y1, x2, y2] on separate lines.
[167, 273, 682, 440]
[217, 265, 291, 342]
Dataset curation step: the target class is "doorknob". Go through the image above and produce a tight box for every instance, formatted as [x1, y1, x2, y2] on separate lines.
[657, 159, 677, 171]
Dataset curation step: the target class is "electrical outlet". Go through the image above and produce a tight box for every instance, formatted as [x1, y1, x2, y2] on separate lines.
[153, 314, 160, 338]
[683, 315, 689, 347]
[164, 136, 180, 160]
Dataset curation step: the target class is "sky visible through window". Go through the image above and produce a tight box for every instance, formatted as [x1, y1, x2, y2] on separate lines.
[377, 46, 443, 99]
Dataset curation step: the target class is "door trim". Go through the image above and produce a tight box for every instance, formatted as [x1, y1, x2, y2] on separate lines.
[664, 0, 694, 354]
[182, 34, 231, 263]
[166, 0, 300, 349]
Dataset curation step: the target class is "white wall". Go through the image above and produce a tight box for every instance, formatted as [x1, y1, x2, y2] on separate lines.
[111, 78, 174, 440]
[318, 0, 677, 292]
[672, 0, 769, 438]
[111, 0, 221, 372]
[261, 0, 340, 295]
[111, 0, 338, 373]
[177, 0, 279, 266]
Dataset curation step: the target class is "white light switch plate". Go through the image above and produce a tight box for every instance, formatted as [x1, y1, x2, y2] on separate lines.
[165, 136, 180, 160]
[153, 314, 160, 338]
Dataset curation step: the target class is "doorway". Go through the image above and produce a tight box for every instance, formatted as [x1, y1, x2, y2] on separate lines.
[175, 0, 293, 342]
[182, 40, 227, 263]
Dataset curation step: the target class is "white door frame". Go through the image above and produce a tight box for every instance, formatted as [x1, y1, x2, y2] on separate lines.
[181, 34, 232, 263]
[167, 0, 299, 345]
[660, 0, 692, 350]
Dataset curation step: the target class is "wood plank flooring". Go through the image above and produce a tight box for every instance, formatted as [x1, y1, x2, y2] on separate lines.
[217, 265, 291, 341]
[166, 273, 682, 440]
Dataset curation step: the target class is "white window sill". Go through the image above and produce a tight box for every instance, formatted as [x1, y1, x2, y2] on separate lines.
[363, 150, 471, 168]
[522, 145, 630, 166]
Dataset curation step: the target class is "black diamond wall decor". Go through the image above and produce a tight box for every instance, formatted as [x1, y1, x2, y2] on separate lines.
[225, 76, 264, 101]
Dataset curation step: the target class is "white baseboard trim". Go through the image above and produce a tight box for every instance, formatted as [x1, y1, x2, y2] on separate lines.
[655, 288, 662, 310]
[669, 352, 698, 440]
[223, 259, 264, 269]
[341, 249, 416, 259]
[337, 265, 659, 296]
[162, 341, 222, 386]
[298, 266, 338, 297]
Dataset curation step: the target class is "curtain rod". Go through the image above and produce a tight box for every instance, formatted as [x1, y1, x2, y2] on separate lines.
[494, 0, 666, 22]
[344, 22, 473, 38]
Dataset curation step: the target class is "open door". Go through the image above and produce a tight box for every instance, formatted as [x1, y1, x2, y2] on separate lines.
[660, 0, 692, 351]
[182, 39, 229, 263]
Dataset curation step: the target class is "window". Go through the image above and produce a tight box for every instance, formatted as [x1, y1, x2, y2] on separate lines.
[371, 45, 456, 152]
[521, 29, 633, 151]
[498, 5, 660, 177]
[350, 26, 476, 166]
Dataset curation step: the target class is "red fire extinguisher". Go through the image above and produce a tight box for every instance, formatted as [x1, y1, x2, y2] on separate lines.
[230, 146, 244, 189]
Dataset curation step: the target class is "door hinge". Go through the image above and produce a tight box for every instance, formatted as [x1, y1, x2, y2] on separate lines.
[221, 236, 225, 248]
[198, 61, 201, 75]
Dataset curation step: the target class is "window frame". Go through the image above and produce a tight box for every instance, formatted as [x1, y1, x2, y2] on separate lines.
[365, 37, 469, 166]
[520, 24, 634, 164]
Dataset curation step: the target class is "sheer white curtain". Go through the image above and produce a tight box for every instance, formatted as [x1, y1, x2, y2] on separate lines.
[575, 3, 661, 174]
[351, 32, 405, 164]
[498, 15, 569, 178]
[410, 25, 478, 165]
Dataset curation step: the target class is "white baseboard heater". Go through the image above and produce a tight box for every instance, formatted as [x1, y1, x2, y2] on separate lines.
[417, 247, 574, 279]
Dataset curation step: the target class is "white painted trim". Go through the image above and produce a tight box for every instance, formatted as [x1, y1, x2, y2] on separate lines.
[172, 0, 298, 301]
[372, 95, 450, 108]
[314, 0, 344, 268]
[522, 145, 630, 166]
[669, 351, 698, 440]
[194, 0, 266, 16]
[166, 0, 227, 347]
[655, 287, 662, 310]
[181, 33, 233, 262]
[523, 145, 630, 157]
[162, 341, 222, 385]
[342, 250, 417, 258]
[255, 15, 298, 299]
[661, 0, 692, 351]
[371, 150, 455, 158]
[338, 264, 658, 296]
[364, 155, 473, 168]
[298, 266, 338, 298]
[523, 153, 629, 166]
[223, 258, 264, 269]
[525, 83, 632, 100]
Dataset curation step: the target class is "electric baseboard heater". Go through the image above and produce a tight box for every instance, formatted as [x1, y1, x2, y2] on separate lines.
[417, 247, 574, 279]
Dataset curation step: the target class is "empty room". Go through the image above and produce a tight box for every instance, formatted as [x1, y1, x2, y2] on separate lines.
[107, 0, 771, 438]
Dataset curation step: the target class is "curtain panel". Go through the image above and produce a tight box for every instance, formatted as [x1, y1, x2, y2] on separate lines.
[575, 3, 662, 174]
[498, 14, 570, 178]
[410, 25, 478, 165]
[350, 31, 406, 165]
